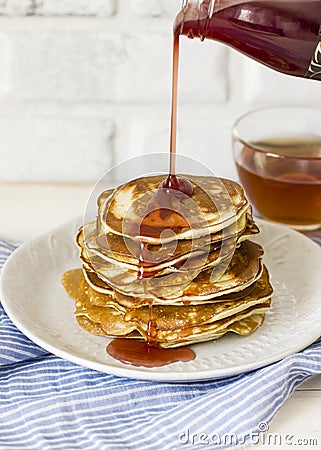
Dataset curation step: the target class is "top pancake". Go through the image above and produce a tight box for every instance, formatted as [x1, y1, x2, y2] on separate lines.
[98, 175, 249, 244]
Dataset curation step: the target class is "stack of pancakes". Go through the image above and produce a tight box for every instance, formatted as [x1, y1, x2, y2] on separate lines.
[63, 175, 273, 348]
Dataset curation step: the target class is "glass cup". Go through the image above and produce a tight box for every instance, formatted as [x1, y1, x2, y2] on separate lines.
[232, 106, 321, 231]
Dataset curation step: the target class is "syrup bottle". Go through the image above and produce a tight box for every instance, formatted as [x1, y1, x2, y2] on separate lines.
[175, 0, 321, 80]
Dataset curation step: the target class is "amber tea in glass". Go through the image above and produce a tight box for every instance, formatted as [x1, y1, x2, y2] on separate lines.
[233, 107, 321, 230]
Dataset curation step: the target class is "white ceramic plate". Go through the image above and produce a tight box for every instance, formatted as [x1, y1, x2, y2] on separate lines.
[1, 217, 321, 382]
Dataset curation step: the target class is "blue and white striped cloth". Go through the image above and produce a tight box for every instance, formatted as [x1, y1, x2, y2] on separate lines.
[1, 234, 321, 450]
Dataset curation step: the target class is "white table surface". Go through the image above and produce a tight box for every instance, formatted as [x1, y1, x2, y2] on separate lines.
[1, 183, 321, 449]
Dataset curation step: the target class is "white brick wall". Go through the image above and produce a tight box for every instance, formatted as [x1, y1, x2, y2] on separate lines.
[0, 2, 319, 183]
[0, 0, 31, 16]
[0, 31, 227, 103]
[38, 0, 115, 16]
[0, 117, 113, 182]
[0, 32, 121, 101]
[130, 0, 181, 17]
[0, 0, 115, 16]
[242, 56, 321, 105]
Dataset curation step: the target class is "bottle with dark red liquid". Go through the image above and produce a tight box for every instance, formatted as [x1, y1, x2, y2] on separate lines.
[175, 0, 321, 80]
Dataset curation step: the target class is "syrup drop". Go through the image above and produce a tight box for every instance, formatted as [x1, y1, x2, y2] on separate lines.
[161, 173, 194, 197]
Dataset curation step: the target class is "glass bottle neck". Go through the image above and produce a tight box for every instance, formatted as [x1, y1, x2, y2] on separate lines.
[176, 0, 218, 40]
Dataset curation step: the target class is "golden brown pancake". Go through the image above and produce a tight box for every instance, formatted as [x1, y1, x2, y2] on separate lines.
[62, 266, 272, 348]
[83, 265, 269, 309]
[81, 210, 258, 272]
[78, 240, 263, 301]
[99, 175, 249, 244]
[78, 223, 238, 281]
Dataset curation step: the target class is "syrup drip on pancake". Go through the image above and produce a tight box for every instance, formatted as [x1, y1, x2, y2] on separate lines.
[106, 261, 196, 366]
[106, 286, 195, 367]
[107, 170, 196, 366]
[161, 173, 194, 197]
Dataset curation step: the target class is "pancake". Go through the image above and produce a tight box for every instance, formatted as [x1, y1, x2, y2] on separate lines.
[176, 240, 264, 301]
[158, 306, 269, 348]
[82, 210, 258, 272]
[99, 175, 249, 244]
[78, 223, 238, 282]
[155, 305, 270, 347]
[63, 266, 272, 348]
[75, 312, 266, 346]
[83, 264, 268, 309]
[97, 188, 114, 209]
[83, 268, 115, 297]
[79, 239, 263, 301]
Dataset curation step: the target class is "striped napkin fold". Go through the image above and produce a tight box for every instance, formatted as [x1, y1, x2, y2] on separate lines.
[0, 234, 321, 450]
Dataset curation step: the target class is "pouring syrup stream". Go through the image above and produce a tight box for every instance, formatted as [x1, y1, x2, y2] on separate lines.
[106, 31, 196, 367]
